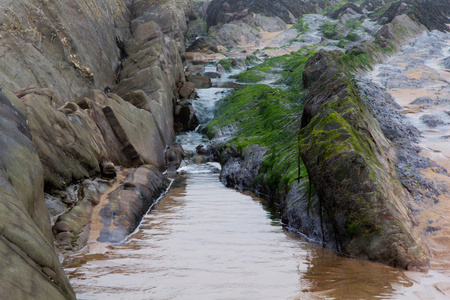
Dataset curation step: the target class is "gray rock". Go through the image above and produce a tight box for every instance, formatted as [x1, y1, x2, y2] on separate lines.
[444, 57, 450, 69]
[421, 114, 445, 128]
[165, 143, 186, 177]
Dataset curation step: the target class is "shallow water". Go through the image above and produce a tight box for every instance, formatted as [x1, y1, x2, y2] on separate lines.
[65, 161, 449, 300]
[65, 49, 450, 299]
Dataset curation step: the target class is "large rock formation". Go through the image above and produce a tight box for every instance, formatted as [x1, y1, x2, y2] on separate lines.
[299, 50, 429, 270]
[0, 91, 75, 299]
[0, 0, 193, 296]
[197, 0, 341, 49]
[206, 0, 336, 26]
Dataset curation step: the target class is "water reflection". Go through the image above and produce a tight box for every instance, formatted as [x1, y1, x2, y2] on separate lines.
[299, 246, 414, 300]
[65, 164, 445, 300]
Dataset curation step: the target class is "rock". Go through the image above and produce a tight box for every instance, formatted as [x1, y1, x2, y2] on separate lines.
[378, 0, 450, 32]
[361, 0, 387, 13]
[206, 0, 332, 27]
[194, 155, 209, 164]
[302, 49, 342, 89]
[326, 3, 363, 20]
[186, 65, 206, 75]
[178, 82, 196, 99]
[53, 221, 71, 233]
[204, 71, 222, 78]
[55, 232, 72, 242]
[54, 199, 93, 251]
[196, 145, 209, 155]
[217, 64, 226, 73]
[186, 37, 213, 52]
[78, 90, 167, 170]
[252, 14, 287, 32]
[375, 14, 426, 50]
[421, 114, 444, 128]
[101, 161, 117, 178]
[411, 97, 435, 106]
[187, 75, 212, 88]
[174, 101, 200, 132]
[444, 57, 450, 69]
[97, 165, 171, 243]
[0, 0, 130, 102]
[165, 143, 186, 177]
[220, 145, 267, 191]
[0, 91, 75, 299]
[299, 51, 430, 270]
[20, 89, 107, 190]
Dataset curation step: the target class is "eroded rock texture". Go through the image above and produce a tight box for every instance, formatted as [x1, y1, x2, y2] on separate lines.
[206, 0, 335, 26]
[299, 50, 430, 270]
[0, 91, 75, 299]
[0, 0, 193, 296]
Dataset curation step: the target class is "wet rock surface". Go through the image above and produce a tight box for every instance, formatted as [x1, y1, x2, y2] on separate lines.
[97, 166, 171, 243]
[299, 52, 430, 270]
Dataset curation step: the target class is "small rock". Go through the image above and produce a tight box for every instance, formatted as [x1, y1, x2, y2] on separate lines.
[217, 64, 226, 73]
[54, 221, 70, 233]
[101, 161, 117, 178]
[196, 145, 208, 155]
[186, 65, 205, 75]
[187, 75, 212, 88]
[178, 82, 196, 99]
[204, 72, 221, 79]
[194, 155, 208, 164]
[444, 56, 450, 69]
[420, 114, 444, 128]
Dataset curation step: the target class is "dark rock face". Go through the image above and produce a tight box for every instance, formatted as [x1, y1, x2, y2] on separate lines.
[206, 0, 334, 26]
[165, 143, 187, 177]
[299, 51, 430, 270]
[444, 57, 450, 69]
[0, 91, 75, 299]
[174, 101, 200, 132]
[378, 0, 450, 32]
[220, 145, 267, 191]
[420, 114, 445, 128]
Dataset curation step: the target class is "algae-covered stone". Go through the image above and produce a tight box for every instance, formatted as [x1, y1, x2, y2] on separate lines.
[299, 52, 430, 270]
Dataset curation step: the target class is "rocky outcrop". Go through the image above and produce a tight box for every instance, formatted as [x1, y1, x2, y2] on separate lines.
[97, 166, 171, 243]
[0, 0, 130, 101]
[200, 0, 341, 49]
[0, 0, 194, 296]
[375, 14, 426, 50]
[299, 50, 429, 270]
[206, 0, 337, 26]
[378, 0, 450, 32]
[165, 143, 187, 177]
[0, 91, 75, 299]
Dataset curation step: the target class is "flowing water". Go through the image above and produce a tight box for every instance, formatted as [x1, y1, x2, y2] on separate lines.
[65, 66, 450, 299]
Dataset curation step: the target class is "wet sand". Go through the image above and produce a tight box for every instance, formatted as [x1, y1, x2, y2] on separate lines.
[369, 31, 450, 281]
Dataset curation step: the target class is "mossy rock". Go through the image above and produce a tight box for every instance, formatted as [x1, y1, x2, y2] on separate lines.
[299, 52, 430, 270]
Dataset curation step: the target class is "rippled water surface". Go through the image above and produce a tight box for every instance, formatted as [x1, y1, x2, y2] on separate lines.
[66, 163, 445, 300]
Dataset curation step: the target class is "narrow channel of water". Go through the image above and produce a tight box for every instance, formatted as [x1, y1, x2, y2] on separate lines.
[65, 66, 449, 300]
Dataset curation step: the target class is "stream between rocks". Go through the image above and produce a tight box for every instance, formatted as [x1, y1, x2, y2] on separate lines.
[64, 53, 450, 299]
